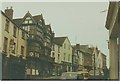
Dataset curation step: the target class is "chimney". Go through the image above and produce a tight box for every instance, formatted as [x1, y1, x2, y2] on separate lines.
[5, 6, 13, 20]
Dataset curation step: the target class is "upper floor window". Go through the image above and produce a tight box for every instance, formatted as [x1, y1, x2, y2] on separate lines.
[58, 46, 60, 53]
[64, 53, 66, 61]
[58, 54, 60, 62]
[53, 45, 55, 51]
[21, 46, 24, 56]
[12, 42, 16, 54]
[69, 45, 71, 50]
[3, 37, 8, 53]
[52, 52, 55, 58]
[64, 43, 66, 49]
[22, 31, 25, 39]
[5, 19, 9, 32]
[68, 54, 70, 61]
[13, 26, 17, 37]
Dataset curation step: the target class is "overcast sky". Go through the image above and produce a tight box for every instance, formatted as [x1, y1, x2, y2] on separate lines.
[2, 2, 109, 66]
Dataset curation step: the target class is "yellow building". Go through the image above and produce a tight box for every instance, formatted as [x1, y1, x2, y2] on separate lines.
[51, 36, 72, 75]
[105, 2, 120, 79]
[1, 7, 28, 79]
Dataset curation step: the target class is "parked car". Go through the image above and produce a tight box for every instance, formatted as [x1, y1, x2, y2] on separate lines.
[88, 69, 104, 79]
[60, 71, 89, 80]
[89, 69, 104, 76]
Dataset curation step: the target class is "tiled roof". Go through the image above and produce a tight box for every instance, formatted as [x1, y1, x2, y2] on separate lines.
[53, 37, 67, 46]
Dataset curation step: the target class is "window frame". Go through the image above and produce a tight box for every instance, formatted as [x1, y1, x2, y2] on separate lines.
[5, 19, 10, 32]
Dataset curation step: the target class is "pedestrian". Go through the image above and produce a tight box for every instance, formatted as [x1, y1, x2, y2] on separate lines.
[102, 66, 109, 80]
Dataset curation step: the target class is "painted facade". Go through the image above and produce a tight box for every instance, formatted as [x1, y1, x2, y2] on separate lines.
[1, 8, 27, 79]
[51, 37, 72, 75]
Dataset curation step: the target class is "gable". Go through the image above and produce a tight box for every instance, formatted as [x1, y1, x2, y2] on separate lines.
[21, 12, 35, 24]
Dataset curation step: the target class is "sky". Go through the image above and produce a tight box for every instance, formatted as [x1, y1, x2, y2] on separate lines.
[2, 2, 109, 67]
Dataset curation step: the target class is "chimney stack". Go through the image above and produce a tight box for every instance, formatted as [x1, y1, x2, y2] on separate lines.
[5, 6, 13, 20]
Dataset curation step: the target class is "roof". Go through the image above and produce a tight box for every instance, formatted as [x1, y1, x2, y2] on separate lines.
[13, 18, 22, 26]
[79, 45, 93, 54]
[53, 37, 67, 46]
[33, 14, 43, 22]
[105, 2, 117, 29]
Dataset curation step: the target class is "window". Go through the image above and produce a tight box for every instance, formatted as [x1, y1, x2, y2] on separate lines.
[36, 70, 39, 75]
[32, 69, 35, 75]
[24, 17, 33, 24]
[26, 69, 31, 75]
[64, 43, 66, 49]
[25, 20, 28, 24]
[22, 31, 25, 39]
[3, 37, 8, 53]
[64, 53, 66, 61]
[5, 19, 9, 32]
[68, 54, 70, 61]
[58, 54, 60, 62]
[58, 46, 60, 53]
[35, 53, 39, 57]
[13, 26, 17, 37]
[29, 20, 32, 23]
[52, 53, 55, 58]
[12, 42, 16, 54]
[21, 46, 24, 56]
[53, 45, 55, 51]
[69, 45, 71, 50]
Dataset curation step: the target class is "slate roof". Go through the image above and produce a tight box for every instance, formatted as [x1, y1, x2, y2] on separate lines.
[13, 18, 22, 26]
[53, 37, 67, 46]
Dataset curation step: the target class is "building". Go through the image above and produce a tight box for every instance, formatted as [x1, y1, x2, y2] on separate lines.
[105, 2, 120, 79]
[13, 11, 54, 79]
[80, 45, 93, 71]
[72, 44, 93, 71]
[51, 36, 72, 75]
[96, 51, 106, 70]
[101, 53, 106, 68]
[1, 7, 28, 79]
[43, 24, 54, 76]
[72, 44, 83, 71]
[51, 38, 62, 75]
